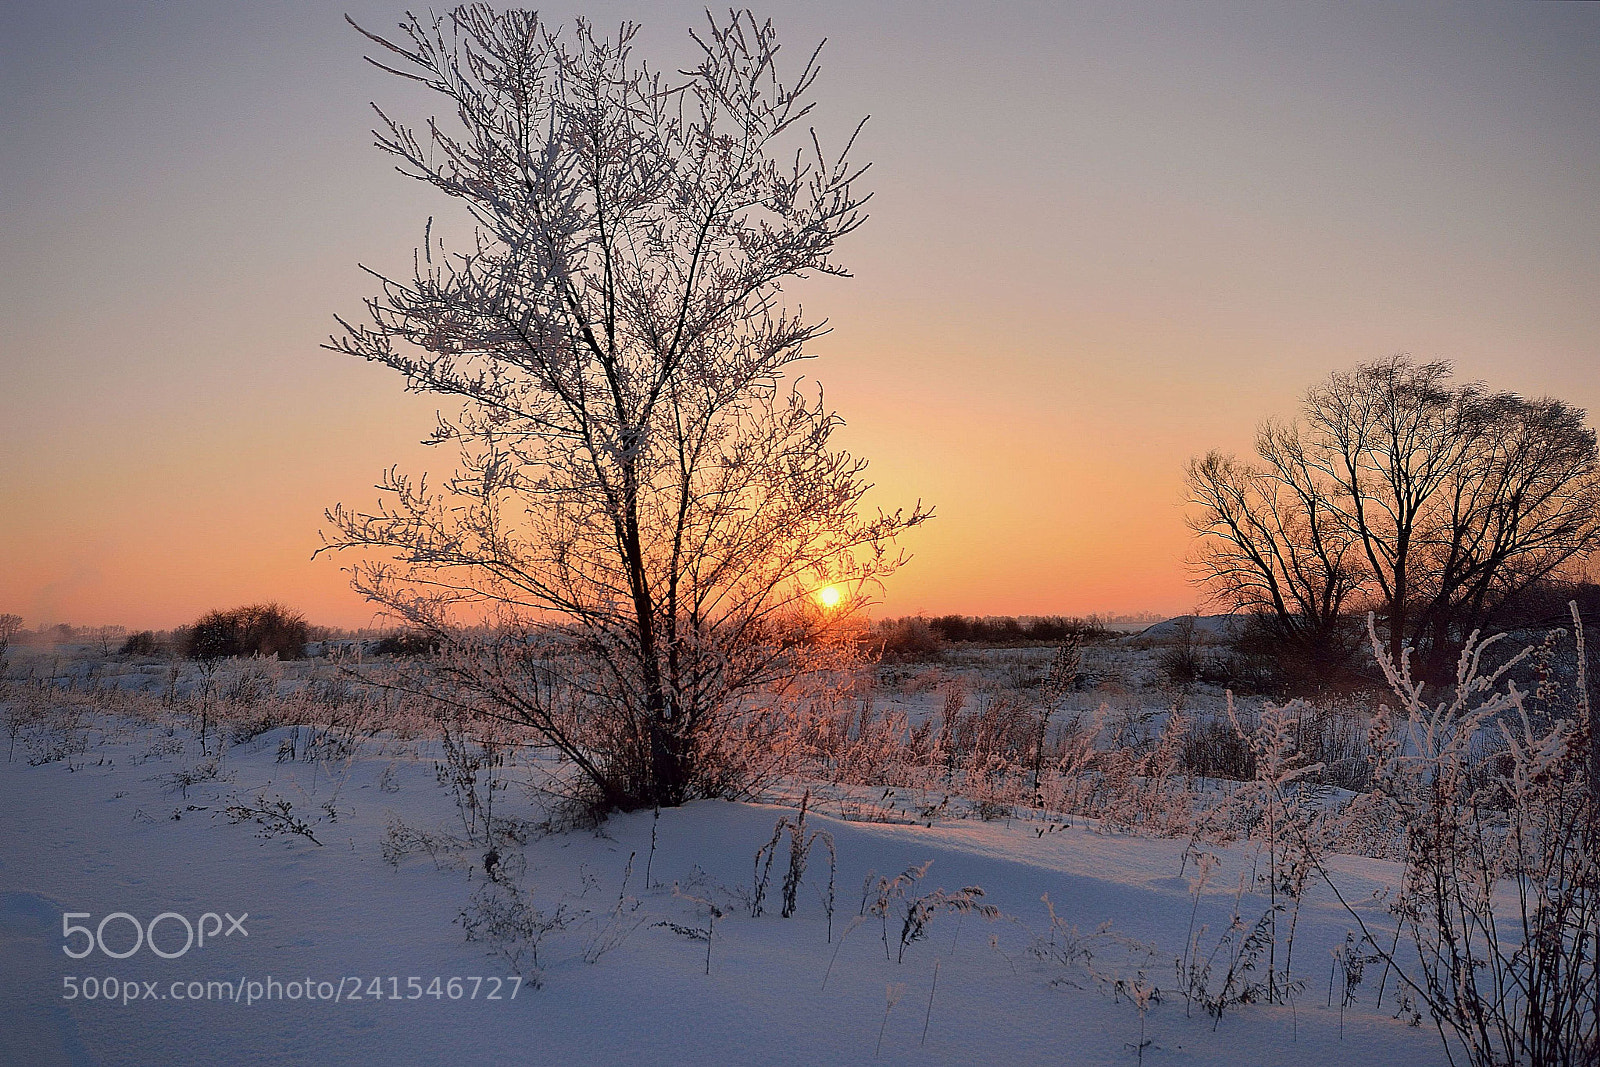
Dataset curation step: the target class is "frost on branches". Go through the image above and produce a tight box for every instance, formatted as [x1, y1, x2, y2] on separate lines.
[321, 7, 928, 811]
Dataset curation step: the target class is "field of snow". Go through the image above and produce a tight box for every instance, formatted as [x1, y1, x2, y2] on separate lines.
[1, 702, 1447, 1067]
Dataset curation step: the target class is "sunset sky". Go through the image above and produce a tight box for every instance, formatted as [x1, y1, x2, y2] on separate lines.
[4, 1, 1599, 630]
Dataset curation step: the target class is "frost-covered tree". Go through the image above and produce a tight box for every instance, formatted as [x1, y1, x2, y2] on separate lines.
[322, 7, 927, 810]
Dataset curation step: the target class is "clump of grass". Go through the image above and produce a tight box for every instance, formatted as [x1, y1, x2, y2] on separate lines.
[1177, 872, 1290, 1028]
[876, 982, 906, 1057]
[225, 791, 322, 845]
[582, 851, 644, 964]
[155, 756, 230, 799]
[863, 861, 1000, 964]
[460, 877, 569, 986]
[751, 792, 836, 935]
[895, 886, 998, 964]
[1117, 976, 1159, 1065]
[672, 885, 726, 976]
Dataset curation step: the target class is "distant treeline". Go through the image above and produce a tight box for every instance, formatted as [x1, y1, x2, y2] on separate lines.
[5, 607, 432, 662]
[873, 614, 1111, 657]
[926, 615, 1110, 644]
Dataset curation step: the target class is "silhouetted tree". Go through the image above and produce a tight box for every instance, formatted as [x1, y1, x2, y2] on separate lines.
[1190, 357, 1600, 679]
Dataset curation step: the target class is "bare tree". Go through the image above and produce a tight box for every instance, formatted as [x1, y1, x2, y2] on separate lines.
[1190, 356, 1600, 679]
[92, 625, 127, 657]
[1188, 444, 1363, 681]
[0, 614, 22, 660]
[322, 8, 927, 810]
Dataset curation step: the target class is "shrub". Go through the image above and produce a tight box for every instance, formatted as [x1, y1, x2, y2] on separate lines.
[1222, 613, 1364, 696]
[1180, 714, 1255, 781]
[873, 617, 942, 660]
[119, 630, 161, 657]
[183, 604, 308, 660]
[368, 629, 439, 658]
[1319, 609, 1598, 1067]
[1157, 616, 1205, 686]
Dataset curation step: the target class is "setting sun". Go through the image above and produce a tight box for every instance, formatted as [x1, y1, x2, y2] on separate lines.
[816, 585, 842, 609]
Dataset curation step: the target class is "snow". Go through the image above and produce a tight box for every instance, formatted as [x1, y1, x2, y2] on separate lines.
[1122, 616, 1246, 647]
[1, 715, 1447, 1066]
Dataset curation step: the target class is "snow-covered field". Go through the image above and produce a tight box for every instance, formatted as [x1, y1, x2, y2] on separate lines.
[1, 693, 1447, 1067]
